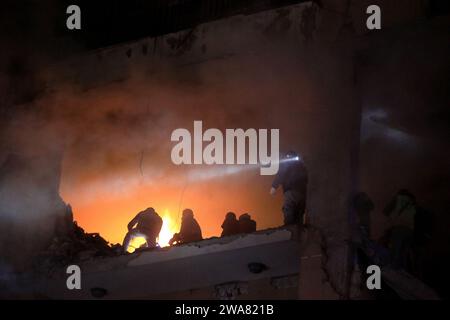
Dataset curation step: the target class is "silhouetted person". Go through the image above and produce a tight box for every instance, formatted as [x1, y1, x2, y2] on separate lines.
[169, 209, 202, 245]
[270, 151, 308, 225]
[122, 207, 162, 253]
[383, 189, 417, 270]
[221, 212, 240, 237]
[384, 191, 433, 278]
[238, 213, 257, 233]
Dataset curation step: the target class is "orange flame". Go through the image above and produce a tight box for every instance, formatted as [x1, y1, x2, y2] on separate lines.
[157, 209, 179, 247]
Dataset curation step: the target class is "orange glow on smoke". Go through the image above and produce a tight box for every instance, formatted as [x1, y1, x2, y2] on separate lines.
[60, 163, 284, 246]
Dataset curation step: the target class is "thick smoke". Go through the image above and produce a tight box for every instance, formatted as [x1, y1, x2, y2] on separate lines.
[2, 4, 331, 249]
[1, 1, 448, 281]
[1, 2, 332, 268]
[39, 47, 324, 243]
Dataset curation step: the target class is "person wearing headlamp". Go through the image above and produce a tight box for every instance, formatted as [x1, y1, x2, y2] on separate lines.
[270, 150, 308, 226]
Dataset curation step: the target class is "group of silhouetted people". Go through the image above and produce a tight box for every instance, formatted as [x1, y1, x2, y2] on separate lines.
[121, 150, 309, 253]
[122, 207, 259, 252]
[220, 212, 257, 236]
[122, 208, 202, 252]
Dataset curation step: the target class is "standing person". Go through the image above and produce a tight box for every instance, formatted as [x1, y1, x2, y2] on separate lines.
[270, 151, 308, 226]
[169, 208, 203, 245]
[122, 207, 163, 253]
[221, 212, 240, 237]
[383, 189, 417, 269]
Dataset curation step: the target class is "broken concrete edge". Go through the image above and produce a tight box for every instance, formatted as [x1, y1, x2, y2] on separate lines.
[127, 227, 296, 268]
[143, 225, 300, 252]
[31, 221, 346, 300]
[34, 225, 298, 278]
[34, 221, 345, 299]
[33, 226, 303, 299]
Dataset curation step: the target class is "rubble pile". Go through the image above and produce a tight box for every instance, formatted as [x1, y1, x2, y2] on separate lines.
[33, 220, 121, 275]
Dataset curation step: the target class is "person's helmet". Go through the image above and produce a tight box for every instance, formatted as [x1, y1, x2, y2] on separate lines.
[182, 208, 194, 219]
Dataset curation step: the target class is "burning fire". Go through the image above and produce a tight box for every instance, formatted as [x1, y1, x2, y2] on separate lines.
[158, 209, 180, 247]
[127, 208, 179, 252]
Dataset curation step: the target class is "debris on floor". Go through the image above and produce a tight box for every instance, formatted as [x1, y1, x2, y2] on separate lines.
[33, 212, 121, 276]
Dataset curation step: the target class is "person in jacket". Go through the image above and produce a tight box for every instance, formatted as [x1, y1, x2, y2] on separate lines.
[122, 207, 163, 252]
[270, 150, 308, 225]
[169, 208, 203, 245]
[238, 213, 257, 233]
[221, 212, 240, 236]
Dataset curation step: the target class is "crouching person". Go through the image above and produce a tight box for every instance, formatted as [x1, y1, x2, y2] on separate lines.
[169, 209, 202, 245]
[238, 213, 257, 233]
[122, 207, 162, 253]
[221, 212, 240, 237]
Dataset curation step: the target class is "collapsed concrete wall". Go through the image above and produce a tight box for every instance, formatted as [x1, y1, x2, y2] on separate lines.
[41, 228, 301, 299]
[0, 149, 68, 271]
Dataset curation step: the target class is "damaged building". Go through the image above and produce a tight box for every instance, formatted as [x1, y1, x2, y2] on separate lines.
[41, 227, 309, 299]
[0, 0, 449, 300]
